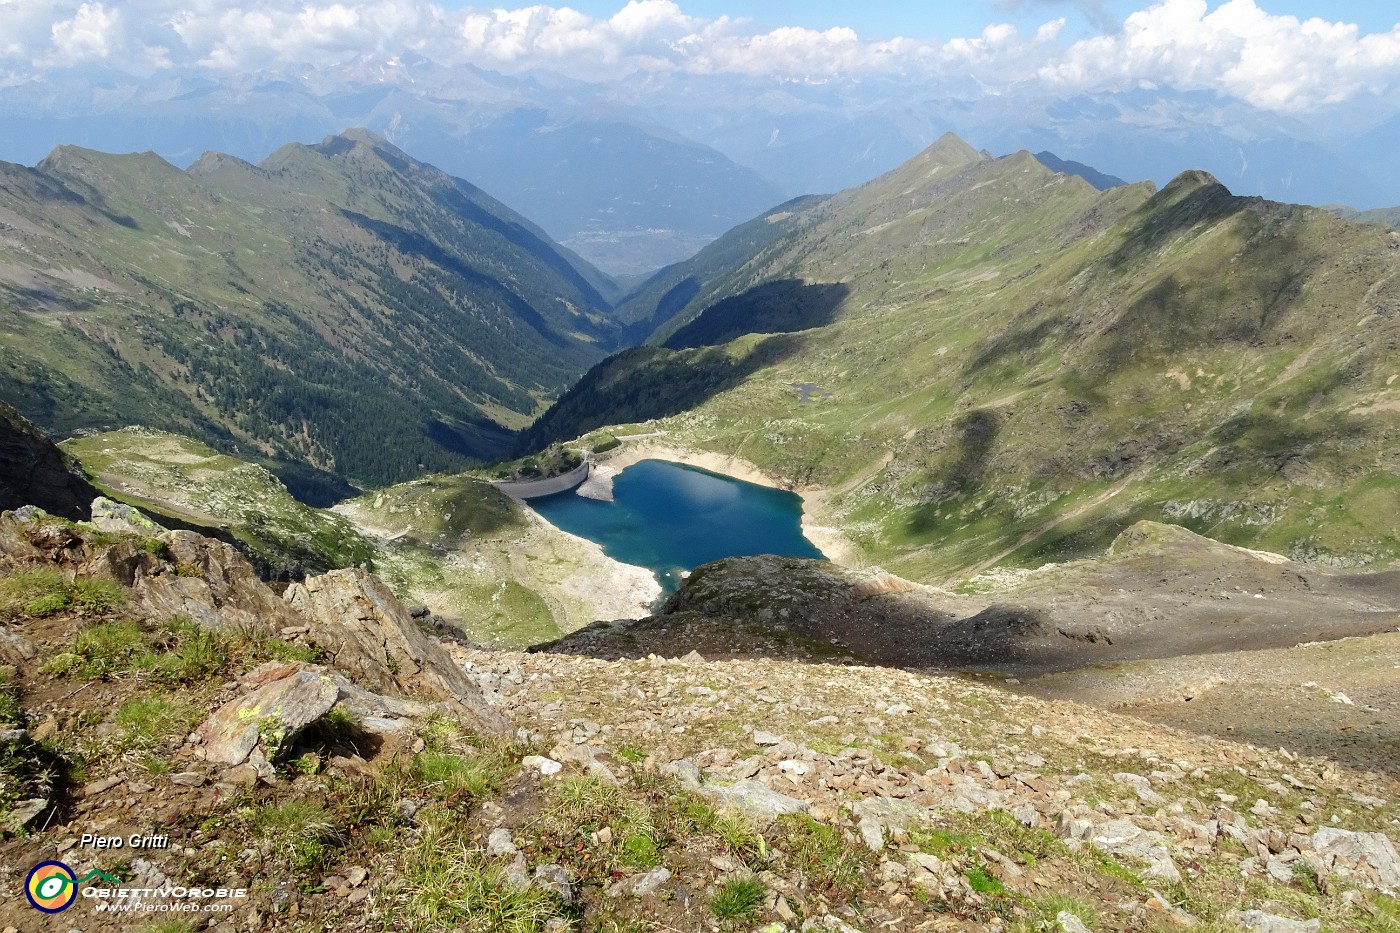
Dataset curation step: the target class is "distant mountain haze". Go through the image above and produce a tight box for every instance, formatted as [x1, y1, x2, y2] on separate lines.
[3, 53, 1400, 285]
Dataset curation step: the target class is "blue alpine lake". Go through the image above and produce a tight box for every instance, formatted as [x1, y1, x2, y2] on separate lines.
[528, 459, 826, 594]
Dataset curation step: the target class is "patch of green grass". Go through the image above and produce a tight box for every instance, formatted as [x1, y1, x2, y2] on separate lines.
[42, 620, 147, 680]
[137, 755, 174, 777]
[665, 791, 763, 861]
[1029, 892, 1099, 928]
[249, 799, 343, 877]
[25, 592, 72, 617]
[538, 775, 669, 879]
[411, 751, 503, 802]
[710, 876, 766, 925]
[405, 719, 517, 805]
[0, 570, 127, 619]
[397, 809, 563, 932]
[911, 825, 983, 857]
[71, 577, 126, 613]
[113, 697, 198, 753]
[39, 615, 317, 685]
[257, 637, 321, 664]
[1082, 848, 1144, 889]
[965, 865, 1006, 896]
[151, 618, 229, 683]
[0, 667, 23, 726]
[0, 569, 69, 618]
[615, 744, 647, 763]
[1363, 894, 1400, 933]
[549, 775, 634, 833]
[982, 808, 1068, 865]
[772, 813, 873, 901]
[617, 832, 661, 868]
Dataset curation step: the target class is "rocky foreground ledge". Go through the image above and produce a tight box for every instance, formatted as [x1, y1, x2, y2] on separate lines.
[0, 506, 1396, 932]
[452, 645, 1399, 931]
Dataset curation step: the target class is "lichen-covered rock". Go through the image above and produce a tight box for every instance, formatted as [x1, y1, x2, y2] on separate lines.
[89, 496, 164, 536]
[700, 778, 809, 822]
[1311, 826, 1400, 891]
[197, 662, 340, 765]
[284, 567, 508, 734]
[1228, 910, 1321, 933]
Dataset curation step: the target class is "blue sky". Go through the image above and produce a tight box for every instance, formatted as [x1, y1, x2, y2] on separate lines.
[463, 1, 1400, 42]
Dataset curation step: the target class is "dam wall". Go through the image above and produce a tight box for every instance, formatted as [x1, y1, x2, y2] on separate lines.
[490, 459, 592, 500]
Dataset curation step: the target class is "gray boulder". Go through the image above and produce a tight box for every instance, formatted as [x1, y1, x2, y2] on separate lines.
[701, 779, 808, 822]
[89, 496, 163, 535]
[1311, 826, 1400, 891]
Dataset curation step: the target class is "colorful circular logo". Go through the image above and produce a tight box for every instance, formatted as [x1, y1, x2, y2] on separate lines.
[25, 860, 78, 913]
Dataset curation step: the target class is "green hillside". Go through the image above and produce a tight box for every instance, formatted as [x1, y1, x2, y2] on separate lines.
[522, 134, 1400, 581]
[611, 194, 829, 343]
[0, 129, 619, 501]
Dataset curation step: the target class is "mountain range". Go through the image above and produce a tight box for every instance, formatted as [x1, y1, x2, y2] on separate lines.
[526, 133, 1400, 579]
[2, 87, 1400, 931]
[7, 59, 1400, 280]
[4, 125, 1400, 578]
[0, 129, 618, 500]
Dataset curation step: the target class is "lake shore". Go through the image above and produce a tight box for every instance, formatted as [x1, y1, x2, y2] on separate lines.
[595, 442, 861, 567]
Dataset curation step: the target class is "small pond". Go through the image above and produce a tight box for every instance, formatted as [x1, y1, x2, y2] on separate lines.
[528, 459, 825, 594]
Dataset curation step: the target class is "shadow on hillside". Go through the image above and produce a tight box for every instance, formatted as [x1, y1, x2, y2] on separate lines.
[341, 210, 597, 348]
[536, 552, 1400, 774]
[1106, 175, 1243, 270]
[516, 332, 807, 454]
[964, 315, 1065, 376]
[38, 171, 140, 229]
[662, 280, 850, 350]
[617, 276, 703, 345]
[905, 408, 1003, 536]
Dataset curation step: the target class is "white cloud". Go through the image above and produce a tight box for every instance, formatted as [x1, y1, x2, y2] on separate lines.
[1042, 0, 1400, 111]
[0, 0, 1397, 112]
[49, 2, 120, 63]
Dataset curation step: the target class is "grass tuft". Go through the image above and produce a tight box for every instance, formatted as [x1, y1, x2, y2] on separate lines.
[773, 812, 873, 900]
[397, 809, 562, 932]
[113, 696, 198, 753]
[710, 875, 766, 925]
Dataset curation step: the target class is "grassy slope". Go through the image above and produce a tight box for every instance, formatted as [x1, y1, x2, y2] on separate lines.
[60, 428, 376, 577]
[61, 427, 651, 648]
[0, 130, 617, 494]
[525, 135, 1400, 583]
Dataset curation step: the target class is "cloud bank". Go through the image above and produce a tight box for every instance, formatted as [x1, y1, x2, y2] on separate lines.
[1, 0, 1397, 112]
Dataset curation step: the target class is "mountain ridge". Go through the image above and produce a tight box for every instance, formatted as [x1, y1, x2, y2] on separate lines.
[0, 129, 622, 498]
[519, 131, 1400, 580]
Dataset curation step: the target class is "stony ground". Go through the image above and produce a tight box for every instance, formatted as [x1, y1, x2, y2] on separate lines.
[1, 511, 1398, 933]
[446, 645, 1400, 933]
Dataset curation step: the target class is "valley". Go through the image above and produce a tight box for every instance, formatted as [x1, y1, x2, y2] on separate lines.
[1, 122, 1399, 931]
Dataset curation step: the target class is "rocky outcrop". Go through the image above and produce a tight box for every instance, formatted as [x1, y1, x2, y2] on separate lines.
[198, 661, 340, 767]
[0, 401, 100, 520]
[89, 496, 164, 536]
[285, 567, 508, 734]
[102, 531, 303, 635]
[548, 533, 1400, 676]
[0, 511, 508, 736]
